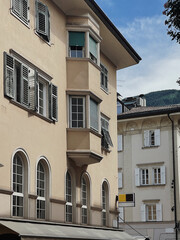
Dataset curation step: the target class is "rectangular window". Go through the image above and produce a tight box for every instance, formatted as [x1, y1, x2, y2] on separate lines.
[153, 166, 166, 185]
[141, 203, 162, 222]
[90, 98, 99, 132]
[89, 36, 97, 64]
[36, 0, 50, 42]
[100, 64, 108, 92]
[11, 0, 29, 25]
[101, 115, 113, 150]
[69, 96, 85, 128]
[69, 32, 85, 58]
[146, 204, 156, 221]
[4, 52, 58, 121]
[141, 169, 149, 185]
[144, 129, 160, 147]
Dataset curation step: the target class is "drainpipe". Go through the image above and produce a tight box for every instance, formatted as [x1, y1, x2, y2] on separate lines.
[168, 114, 178, 240]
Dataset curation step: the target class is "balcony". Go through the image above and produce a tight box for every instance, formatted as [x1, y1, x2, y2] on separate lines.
[67, 128, 102, 166]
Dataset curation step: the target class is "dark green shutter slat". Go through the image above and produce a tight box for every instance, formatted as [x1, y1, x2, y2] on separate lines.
[4, 52, 14, 99]
[22, 0, 28, 23]
[12, 0, 21, 17]
[69, 32, 85, 47]
[89, 36, 97, 58]
[49, 83, 58, 121]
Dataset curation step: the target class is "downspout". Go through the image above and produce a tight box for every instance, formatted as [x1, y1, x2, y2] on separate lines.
[168, 114, 178, 240]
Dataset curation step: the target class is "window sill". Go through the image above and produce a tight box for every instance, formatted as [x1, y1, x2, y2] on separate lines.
[137, 184, 165, 187]
[67, 128, 102, 138]
[35, 31, 51, 46]
[11, 12, 30, 29]
[100, 87, 109, 95]
[66, 57, 101, 71]
[101, 146, 111, 153]
[10, 99, 54, 123]
[142, 145, 159, 149]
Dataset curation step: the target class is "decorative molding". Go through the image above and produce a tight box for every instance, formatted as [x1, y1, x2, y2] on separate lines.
[28, 194, 37, 199]
[0, 189, 13, 195]
[109, 209, 118, 214]
[76, 203, 82, 208]
[91, 206, 102, 212]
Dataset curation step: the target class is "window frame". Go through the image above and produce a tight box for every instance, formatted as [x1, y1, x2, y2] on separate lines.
[100, 63, 108, 92]
[101, 115, 113, 150]
[102, 181, 109, 227]
[90, 98, 99, 132]
[68, 32, 85, 58]
[144, 129, 160, 147]
[11, 0, 30, 26]
[146, 204, 156, 221]
[81, 176, 88, 224]
[141, 169, 149, 185]
[66, 171, 73, 223]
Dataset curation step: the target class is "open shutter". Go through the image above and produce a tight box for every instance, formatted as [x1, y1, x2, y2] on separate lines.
[118, 135, 123, 151]
[155, 129, 160, 146]
[12, 0, 21, 18]
[141, 204, 146, 222]
[118, 207, 124, 223]
[22, 0, 29, 24]
[4, 52, 14, 99]
[156, 203, 162, 221]
[36, 0, 50, 41]
[49, 83, 58, 121]
[118, 172, 123, 188]
[144, 130, 150, 147]
[161, 166, 166, 184]
[135, 168, 140, 186]
[21, 64, 29, 106]
[29, 69, 38, 111]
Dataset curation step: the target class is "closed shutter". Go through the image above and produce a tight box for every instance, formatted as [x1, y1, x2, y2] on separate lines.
[36, 0, 50, 42]
[118, 172, 123, 188]
[89, 36, 97, 58]
[141, 204, 146, 222]
[90, 98, 98, 131]
[12, 0, 21, 18]
[161, 166, 166, 184]
[156, 203, 162, 221]
[135, 168, 140, 186]
[50, 84, 58, 121]
[69, 32, 85, 46]
[144, 130, 150, 147]
[21, 64, 29, 106]
[155, 129, 160, 146]
[118, 207, 124, 223]
[4, 52, 14, 99]
[22, 0, 29, 24]
[117, 135, 123, 151]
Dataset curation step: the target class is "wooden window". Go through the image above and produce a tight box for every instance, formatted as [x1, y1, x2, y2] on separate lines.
[12, 0, 29, 25]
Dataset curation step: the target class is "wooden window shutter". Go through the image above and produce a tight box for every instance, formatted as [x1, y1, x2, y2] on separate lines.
[22, 0, 29, 24]
[49, 83, 58, 121]
[118, 172, 123, 188]
[12, 0, 21, 18]
[118, 207, 124, 223]
[135, 168, 140, 186]
[155, 129, 160, 146]
[29, 69, 38, 111]
[117, 135, 123, 151]
[21, 64, 29, 106]
[141, 204, 146, 222]
[160, 166, 166, 184]
[156, 203, 162, 221]
[36, 0, 50, 42]
[144, 130, 150, 147]
[4, 52, 15, 99]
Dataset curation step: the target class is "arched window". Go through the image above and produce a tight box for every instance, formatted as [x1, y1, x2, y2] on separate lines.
[66, 171, 72, 222]
[102, 181, 109, 226]
[37, 161, 46, 219]
[13, 153, 24, 217]
[81, 173, 90, 224]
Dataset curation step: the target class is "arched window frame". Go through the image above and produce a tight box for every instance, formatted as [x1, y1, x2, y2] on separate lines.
[12, 149, 29, 218]
[81, 172, 91, 225]
[36, 157, 50, 220]
[101, 180, 109, 226]
[65, 171, 73, 222]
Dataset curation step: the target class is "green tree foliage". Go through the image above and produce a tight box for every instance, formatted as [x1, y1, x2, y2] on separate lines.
[164, 0, 180, 43]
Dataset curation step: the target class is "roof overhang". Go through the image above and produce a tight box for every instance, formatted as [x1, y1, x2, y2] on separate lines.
[0, 219, 141, 240]
[52, 0, 141, 70]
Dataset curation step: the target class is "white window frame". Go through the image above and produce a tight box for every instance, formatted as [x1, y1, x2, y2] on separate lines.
[141, 169, 149, 185]
[144, 129, 160, 147]
[141, 203, 162, 222]
[12, 154, 24, 217]
[153, 166, 166, 185]
[81, 177, 88, 224]
[11, 0, 30, 26]
[146, 204, 156, 221]
[69, 96, 85, 128]
[37, 162, 46, 220]
[38, 78, 48, 117]
[101, 114, 113, 149]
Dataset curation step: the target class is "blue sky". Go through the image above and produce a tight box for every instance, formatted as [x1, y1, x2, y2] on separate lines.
[95, 0, 180, 98]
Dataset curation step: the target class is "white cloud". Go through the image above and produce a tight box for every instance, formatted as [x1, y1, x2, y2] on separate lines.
[117, 15, 180, 98]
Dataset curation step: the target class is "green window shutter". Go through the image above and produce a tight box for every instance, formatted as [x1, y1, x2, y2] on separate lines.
[69, 32, 85, 47]
[90, 98, 99, 131]
[22, 0, 29, 24]
[29, 69, 38, 111]
[36, 0, 50, 41]
[12, 0, 21, 18]
[89, 36, 97, 58]
[4, 52, 14, 99]
[21, 64, 29, 106]
[49, 84, 58, 121]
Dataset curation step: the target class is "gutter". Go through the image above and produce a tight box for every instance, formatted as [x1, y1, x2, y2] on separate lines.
[84, 0, 141, 63]
[168, 114, 178, 240]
